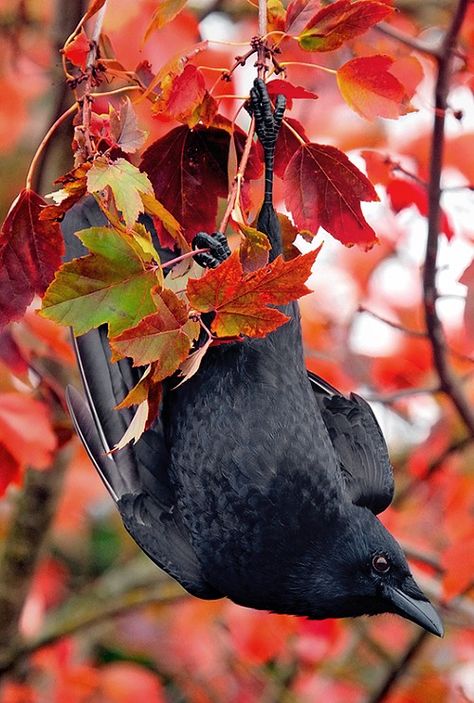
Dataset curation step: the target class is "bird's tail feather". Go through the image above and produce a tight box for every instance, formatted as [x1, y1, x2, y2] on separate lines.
[62, 199, 174, 507]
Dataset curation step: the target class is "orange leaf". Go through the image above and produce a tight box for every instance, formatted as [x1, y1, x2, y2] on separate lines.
[284, 142, 379, 248]
[361, 150, 395, 186]
[441, 532, 474, 600]
[98, 662, 166, 703]
[187, 248, 318, 338]
[143, 0, 187, 43]
[337, 55, 415, 121]
[63, 29, 90, 71]
[110, 288, 199, 376]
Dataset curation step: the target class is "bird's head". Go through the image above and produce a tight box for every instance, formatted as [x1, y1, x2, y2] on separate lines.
[296, 507, 444, 636]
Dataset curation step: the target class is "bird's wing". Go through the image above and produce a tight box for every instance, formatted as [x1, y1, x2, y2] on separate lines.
[308, 371, 394, 514]
[63, 199, 219, 599]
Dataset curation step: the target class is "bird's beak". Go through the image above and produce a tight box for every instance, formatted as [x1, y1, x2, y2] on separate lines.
[385, 585, 444, 637]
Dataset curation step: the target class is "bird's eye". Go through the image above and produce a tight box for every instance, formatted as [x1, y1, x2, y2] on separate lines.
[372, 554, 390, 573]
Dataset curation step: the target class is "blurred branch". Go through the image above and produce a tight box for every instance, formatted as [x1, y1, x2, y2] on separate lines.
[423, 0, 474, 438]
[367, 630, 429, 703]
[376, 21, 441, 58]
[358, 306, 474, 365]
[0, 445, 72, 674]
[0, 557, 186, 678]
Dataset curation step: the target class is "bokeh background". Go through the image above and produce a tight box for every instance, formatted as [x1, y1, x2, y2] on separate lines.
[0, 1, 473, 701]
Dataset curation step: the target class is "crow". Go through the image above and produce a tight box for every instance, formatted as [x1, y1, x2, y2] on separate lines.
[64, 79, 443, 637]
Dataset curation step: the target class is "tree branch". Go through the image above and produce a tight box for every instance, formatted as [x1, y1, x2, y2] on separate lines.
[0, 446, 72, 673]
[0, 558, 186, 679]
[367, 630, 429, 703]
[423, 0, 474, 438]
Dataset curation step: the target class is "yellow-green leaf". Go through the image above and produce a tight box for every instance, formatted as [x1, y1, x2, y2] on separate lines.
[87, 157, 154, 229]
[41, 227, 159, 336]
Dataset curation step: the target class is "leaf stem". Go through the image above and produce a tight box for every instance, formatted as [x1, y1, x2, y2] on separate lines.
[279, 60, 337, 75]
[281, 118, 307, 145]
[161, 248, 208, 269]
[25, 103, 78, 190]
[218, 116, 256, 233]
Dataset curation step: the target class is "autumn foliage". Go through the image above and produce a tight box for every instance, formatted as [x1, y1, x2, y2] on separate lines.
[0, 0, 473, 701]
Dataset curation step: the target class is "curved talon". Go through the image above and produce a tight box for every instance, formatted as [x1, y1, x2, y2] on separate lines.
[247, 78, 286, 152]
[192, 231, 230, 269]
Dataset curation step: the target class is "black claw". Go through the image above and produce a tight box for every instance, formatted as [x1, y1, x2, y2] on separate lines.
[247, 78, 286, 153]
[192, 231, 231, 269]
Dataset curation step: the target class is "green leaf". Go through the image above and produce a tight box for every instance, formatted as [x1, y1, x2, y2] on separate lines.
[87, 157, 154, 229]
[41, 227, 159, 336]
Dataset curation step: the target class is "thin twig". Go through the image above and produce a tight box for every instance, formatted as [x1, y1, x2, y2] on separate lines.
[376, 22, 441, 58]
[423, 0, 474, 438]
[367, 630, 429, 703]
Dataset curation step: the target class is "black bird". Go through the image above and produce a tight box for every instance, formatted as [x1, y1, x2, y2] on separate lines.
[64, 79, 443, 637]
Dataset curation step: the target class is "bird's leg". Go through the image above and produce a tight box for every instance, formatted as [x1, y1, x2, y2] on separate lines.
[247, 78, 286, 259]
[192, 231, 231, 269]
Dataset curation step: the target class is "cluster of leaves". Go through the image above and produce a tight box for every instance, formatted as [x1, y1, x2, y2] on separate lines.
[0, 0, 426, 447]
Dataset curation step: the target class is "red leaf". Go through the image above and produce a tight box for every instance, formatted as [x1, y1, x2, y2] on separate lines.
[141, 125, 260, 244]
[63, 29, 90, 71]
[442, 532, 474, 600]
[0, 330, 28, 374]
[387, 178, 454, 240]
[275, 117, 308, 179]
[284, 142, 379, 248]
[297, 0, 393, 52]
[285, 0, 321, 34]
[187, 248, 319, 338]
[0, 393, 57, 494]
[266, 79, 318, 110]
[0, 189, 64, 326]
[0, 445, 20, 497]
[361, 150, 395, 186]
[153, 65, 207, 126]
[337, 55, 415, 120]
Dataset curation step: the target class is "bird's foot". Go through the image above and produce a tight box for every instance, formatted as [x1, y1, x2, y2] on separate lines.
[247, 78, 286, 154]
[192, 231, 230, 269]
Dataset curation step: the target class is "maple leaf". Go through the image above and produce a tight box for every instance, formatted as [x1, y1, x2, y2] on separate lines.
[141, 193, 189, 252]
[87, 157, 154, 229]
[0, 393, 57, 495]
[266, 80, 318, 110]
[41, 227, 160, 336]
[275, 118, 308, 179]
[337, 55, 416, 121]
[63, 29, 90, 71]
[187, 248, 319, 338]
[41, 163, 91, 223]
[285, 0, 321, 34]
[141, 125, 260, 243]
[110, 287, 199, 377]
[387, 178, 454, 240]
[278, 213, 314, 261]
[297, 0, 393, 52]
[110, 100, 147, 153]
[153, 65, 207, 127]
[143, 0, 188, 43]
[284, 142, 379, 248]
[0, 189, 64, 326]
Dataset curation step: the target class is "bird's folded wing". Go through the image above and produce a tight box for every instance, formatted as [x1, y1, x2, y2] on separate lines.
[63, 199, 219, 598]
[308, 371, 394, 514]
